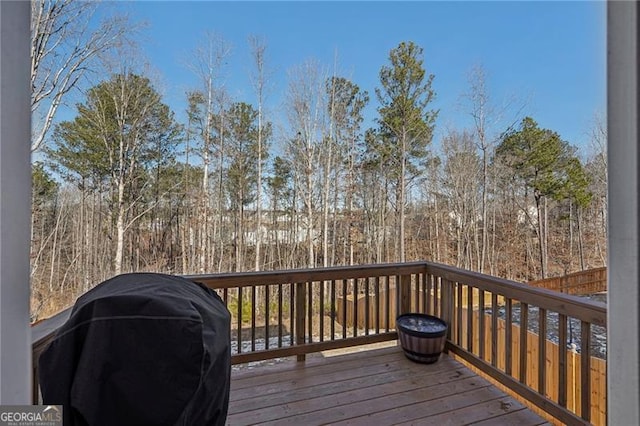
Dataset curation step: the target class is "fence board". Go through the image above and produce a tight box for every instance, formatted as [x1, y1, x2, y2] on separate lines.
[528, 267, 607, 295]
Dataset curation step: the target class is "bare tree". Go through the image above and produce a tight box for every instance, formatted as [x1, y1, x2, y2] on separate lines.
[463, 65, 491, 272]
[461, 64, 527, 272]
[284, 59, 327, 267]
[31, 0, 133, 152]
[586, 111, 608, 265]
[186, 32, 232, 272]
[249, 35, 272, 271]
[440, 130, 481, 269]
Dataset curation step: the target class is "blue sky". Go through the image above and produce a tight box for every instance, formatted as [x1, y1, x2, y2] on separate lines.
[118, 1, 606, 154]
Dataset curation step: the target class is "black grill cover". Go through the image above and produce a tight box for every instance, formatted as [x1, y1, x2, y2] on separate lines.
[38, 273, 231, 426]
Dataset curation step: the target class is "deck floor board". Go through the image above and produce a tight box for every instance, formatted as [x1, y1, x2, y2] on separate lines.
[227, 345, 547, 426]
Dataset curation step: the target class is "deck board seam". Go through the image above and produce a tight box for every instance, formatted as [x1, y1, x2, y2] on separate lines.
[227, 378, 494, 424]
[231, 350, 411, 386]
[230, 367, 472, 408]
[232, 360, 466, 392]
[386, 393, 507, 426]
[231, 346, 402, 380]
[462, 407, 529, 425]
[228, 369, 479, 414]
[230, 362, 467, 402]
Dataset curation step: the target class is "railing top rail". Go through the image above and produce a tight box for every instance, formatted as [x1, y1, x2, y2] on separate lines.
[185, 261, 427, 288]
[426, 261, 607, 326]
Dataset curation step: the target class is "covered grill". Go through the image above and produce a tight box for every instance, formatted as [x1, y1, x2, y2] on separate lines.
[38, 273, 231, 426]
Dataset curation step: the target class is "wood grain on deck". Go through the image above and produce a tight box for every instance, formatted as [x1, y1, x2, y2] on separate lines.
[227, 345, 548, 425]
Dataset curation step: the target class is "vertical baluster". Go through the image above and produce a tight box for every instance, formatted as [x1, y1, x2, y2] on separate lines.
[439, 277, 444, 318]
[375, 276, 380, 334]
[437, 277, 443, 318]
[251, 285, 256, 352]
[421, 273, 427, 313]
[278, 284, 283, 347]
[441, 279, 453, 340]
[519, 302, 529, 384]
[385, 276, 390, 332]
[414, 274, 421, 311]
[457, 282, 463, 346]
[581, 320, 592, 422]
[223, 288, 228, 305]
[353, 278, 359, 337]
[295, 282, 306, 361]
[238, 287, 243, 354]
[425, 274, 432, 315]
[319, 280, 325, 342]
[558, 314, 568, 407]
[399, 274, 412, 316]
[478, 290, 485, 360]
[395, 275, 400, 320]
[505, 298, 513, 375]
[289, 283, 295, 348]
[330, 280, 336, 340]
[538, 308, 547, 395]
[265, 284, 270, 350]
[491, 293, 498, 367]
[365, 277, 370, 335]
[307, 281, 313, 344]
[342, 279, 347, 338]
[467, 285, 473, 352]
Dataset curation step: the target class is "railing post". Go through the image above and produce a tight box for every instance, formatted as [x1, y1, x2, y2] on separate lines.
[295, 282, 306, 361]
[398, 274, 412, 316]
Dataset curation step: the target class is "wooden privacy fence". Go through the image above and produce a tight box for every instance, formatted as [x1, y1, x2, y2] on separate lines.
[336, 285, 405, 330]
[529, 267, 607, 295]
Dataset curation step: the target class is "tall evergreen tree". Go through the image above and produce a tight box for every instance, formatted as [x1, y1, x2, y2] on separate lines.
[326, 76, 368, 265]
[375, 41, 437, 262]
[495, 117, 587, 278]
[48, 73, 181, 274]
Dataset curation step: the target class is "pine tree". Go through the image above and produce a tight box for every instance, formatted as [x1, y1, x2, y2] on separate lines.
[375, 41, 437, 262]
[48, 73, 181, 274]
[495, 117, 588, 278]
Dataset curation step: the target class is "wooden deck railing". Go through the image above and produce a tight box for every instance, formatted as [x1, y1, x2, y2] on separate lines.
[31, 261, 606, 425]
[184, 262, 425, 364]
[427, 262, 606, 426]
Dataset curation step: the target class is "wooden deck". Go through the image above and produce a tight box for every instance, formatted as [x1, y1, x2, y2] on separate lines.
[227, 344, 550, 425]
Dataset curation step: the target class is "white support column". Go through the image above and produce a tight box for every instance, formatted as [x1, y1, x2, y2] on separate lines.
[608, 1, 640, 424]
[0, 0, 31, 404]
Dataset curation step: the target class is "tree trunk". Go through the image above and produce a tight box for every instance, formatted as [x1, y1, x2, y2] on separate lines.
[114, 203, 125, 275]
[577, 207, 586, 270]
[535, 194, 547, 279]
[399, 131, 407, 263]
